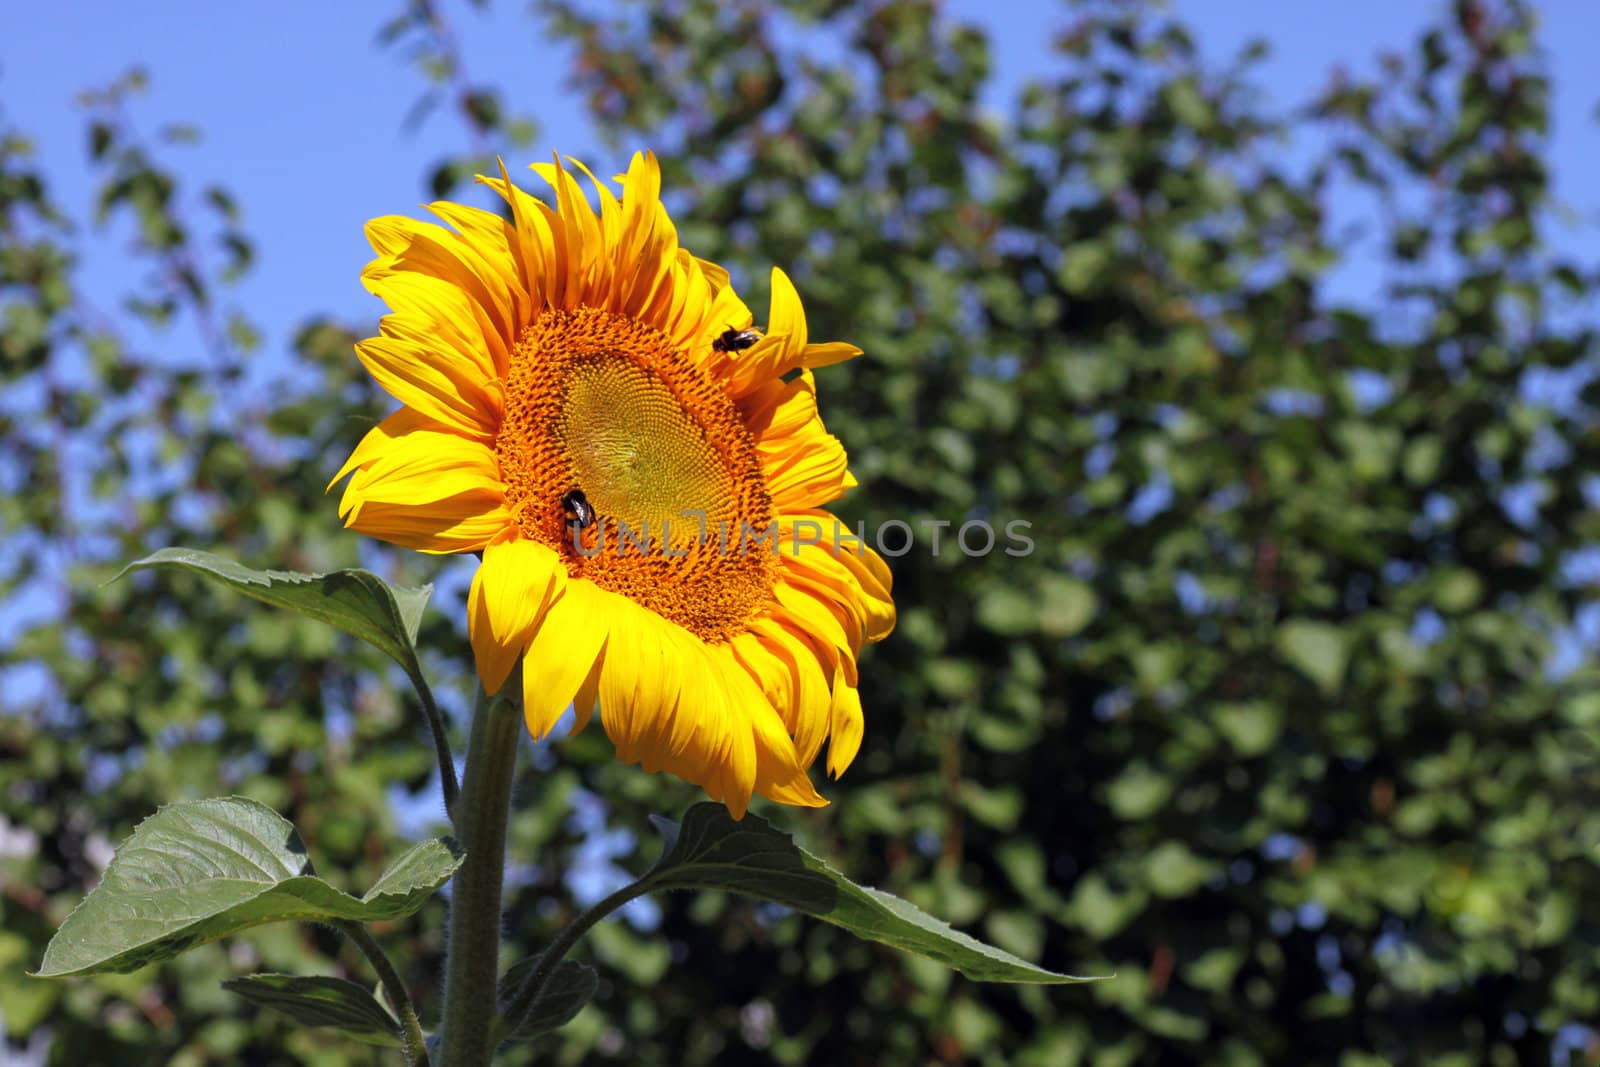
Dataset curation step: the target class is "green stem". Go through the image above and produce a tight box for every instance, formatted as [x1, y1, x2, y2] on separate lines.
[337, 920, 429, 1067]
[492, 879, 653, 1045]
[438, 683, 521, 1066]
[405, 665, 460, 818]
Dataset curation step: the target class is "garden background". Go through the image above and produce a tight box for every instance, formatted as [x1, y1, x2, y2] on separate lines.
[4, 0, 1600, 1064]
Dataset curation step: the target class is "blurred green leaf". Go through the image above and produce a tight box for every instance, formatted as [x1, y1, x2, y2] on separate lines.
[975, 585, 1038, 635]
[1038, 575, 1097, 637]
[1275, 620, 1350, 696]
[1142, 841, 1215, 898]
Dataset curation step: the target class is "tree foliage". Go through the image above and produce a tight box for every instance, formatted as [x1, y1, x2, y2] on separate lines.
[3, 0, 1597, 1064]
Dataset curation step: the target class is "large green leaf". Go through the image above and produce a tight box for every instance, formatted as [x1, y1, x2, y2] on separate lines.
[497, 958, 596, 1040]
[116, 548, 432, 677]
[37, 797, 461, 977]
[222, 974, 403, 1048]
[645, 804, 1101, 984]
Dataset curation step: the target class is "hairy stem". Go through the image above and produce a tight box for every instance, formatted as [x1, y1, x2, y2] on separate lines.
[438, 682, 521, 1066]
[405, 665, 459, 818]
[336, 920, 429, 1067]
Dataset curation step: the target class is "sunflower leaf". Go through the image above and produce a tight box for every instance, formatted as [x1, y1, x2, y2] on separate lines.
[36, 797, 461, 977]
[114, 547, 432, 676]
[222, 974, 404, 1048]
[644, 804, 1103, 984]
[497, 958, 597, 1040]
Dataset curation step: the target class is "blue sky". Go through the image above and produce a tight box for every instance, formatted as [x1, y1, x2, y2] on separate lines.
[4, 0, 1596, 373]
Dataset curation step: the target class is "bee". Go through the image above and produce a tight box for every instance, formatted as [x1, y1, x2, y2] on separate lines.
[712, 325, 762, 353]
[561, 488, 596, 530]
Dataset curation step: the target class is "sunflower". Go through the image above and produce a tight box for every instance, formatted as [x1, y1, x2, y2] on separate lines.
[331, 153, 894, 817]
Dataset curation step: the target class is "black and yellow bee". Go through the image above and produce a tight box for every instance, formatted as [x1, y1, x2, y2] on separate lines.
[561, 488, 596, 530]
[712, 326, 762, 353]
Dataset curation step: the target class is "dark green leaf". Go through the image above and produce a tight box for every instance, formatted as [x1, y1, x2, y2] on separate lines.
[646, 804, 1101, 984]
[498, 958, 597, 1040]
[222, 974, 402, 1047]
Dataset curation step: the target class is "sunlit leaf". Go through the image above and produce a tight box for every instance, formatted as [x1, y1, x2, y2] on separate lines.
[116, 548, 432, 678]
[37, 798, 460, 977]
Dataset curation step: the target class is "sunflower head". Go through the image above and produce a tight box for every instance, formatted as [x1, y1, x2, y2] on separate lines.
[332, 153, 894, 817]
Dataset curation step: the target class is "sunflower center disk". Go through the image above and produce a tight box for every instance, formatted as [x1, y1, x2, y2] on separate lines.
[496, 308, 775, 642]
[559, 357, 735, 549]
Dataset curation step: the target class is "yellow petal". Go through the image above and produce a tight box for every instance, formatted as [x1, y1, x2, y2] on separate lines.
[714, 646, 823, 812]
[741, 370, 817, 444]
[733, 628, 829, 770]
[765, 600, 852, 692]
[596, 599, 762, 816]
[781, 510, 895, 642]
[354, 334, 501, 440]
[425, 199, 530, 317]
[339, 494, 509, 555]
[697, 257, 730, 290]
[530, 155, 606, 310]
[343, 427, 502, 509]
[567, 157, 625, 309]
[467, 538, 567, 695]
[335, 420, 509, 553]
[802, 341, 863, 368]
[477, 162, 555, 314]
[570, 645, 606, 734]
[716, 273, 859, 395]
[664, 249, 715, 344]
[520, 580, 610, 740]
[773, 582, 852, 669]
[729, 632, 793, 724]
[366, 270, 502, 383]
[778, 558, 866, 655]
[612, 153, 666, 316]
[767, 266, 808, 354]
[763, 430, 854, 509]
[365, 216, 515, 375]
[327, 407, 439, 492]
[826, 670, 865, 778]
